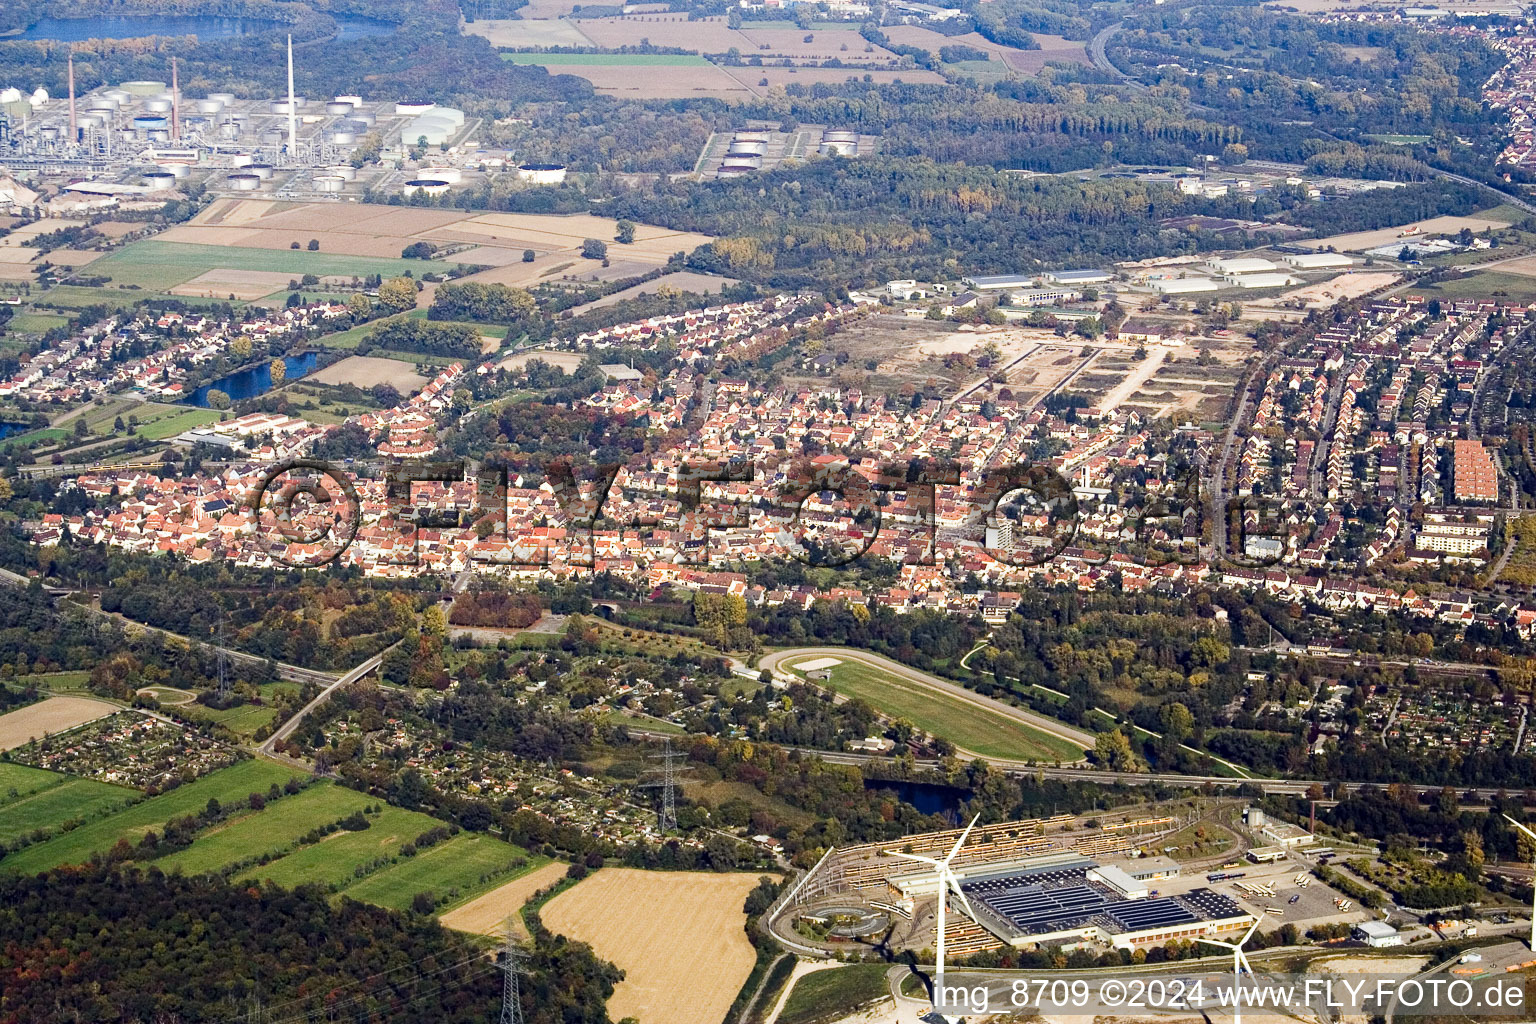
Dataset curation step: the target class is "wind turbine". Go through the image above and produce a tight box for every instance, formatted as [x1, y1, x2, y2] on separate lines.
[1503, 814, 1536, 949]
[891, 814, 980, 1009]
[1199, 914, 1263, 1024]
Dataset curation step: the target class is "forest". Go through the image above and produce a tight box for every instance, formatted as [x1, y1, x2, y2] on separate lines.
[0, 865, 618, 1024]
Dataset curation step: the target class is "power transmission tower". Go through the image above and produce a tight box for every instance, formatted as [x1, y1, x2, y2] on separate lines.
[498, 924, 527, 1024]
[642, 737, 690, 832]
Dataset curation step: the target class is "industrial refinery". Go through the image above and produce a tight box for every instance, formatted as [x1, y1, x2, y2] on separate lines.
[0, 38, 495, 205]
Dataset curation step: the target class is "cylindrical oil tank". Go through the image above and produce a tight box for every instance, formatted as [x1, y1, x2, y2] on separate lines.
[147, 128, 170, 143]
[822, 129, 857, 144]
[330, 130, 356, 146]
[720, 159, 759, 174]
[402, 178, 450, 197]
[435, 107, 465, 125]
[334, 118, 367, 133]
[143, 97, 172, 113]
[326, 164, 358, 180]
[88, 96, 119, 112]
[209, 92, 235, 106]
[314, 175, 346, 193]
[230, 152, 255, 168]
[133, 114, 168, 135]
[103, 88, 131, 104]
[733, 130, 770, 143]
[395, 100, 434, 115]
[159, 162, 191, 178]
[270, 99, 294, 115]
[121, 80, 166, 96]
[220, 120, 240, 140]
[76, 112, 104, 129]
[421, 166, 462, 183]
[349, 110, 375, 126]
[324, 100, 353, 116]
[248, 163, 275, 179]
[727, 140, 766, 157]
[227, 173, 262, 190]
[142, 170, 176, 190]
[717, 165, 752, 179]
[516, 163, 567, 184]
[197, 98, 225, 114]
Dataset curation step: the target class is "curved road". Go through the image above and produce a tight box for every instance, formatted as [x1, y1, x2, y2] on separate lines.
[758, 646, 1096, 759]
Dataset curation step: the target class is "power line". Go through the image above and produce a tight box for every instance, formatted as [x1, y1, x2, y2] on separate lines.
[499, 923, 529, 1024]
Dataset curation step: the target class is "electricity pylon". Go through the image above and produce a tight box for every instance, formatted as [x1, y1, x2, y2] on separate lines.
[642, 737, 690, 832]
[498, 923, 527, 1024]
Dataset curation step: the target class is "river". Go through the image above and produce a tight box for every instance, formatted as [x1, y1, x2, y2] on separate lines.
[14, 13, 397, 42]
[184, 351, 317, 408]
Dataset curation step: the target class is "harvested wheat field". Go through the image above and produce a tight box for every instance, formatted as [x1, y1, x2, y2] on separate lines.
[439, 860, 569, 940]
[171, 268, 297, 300]
[309, 356, 428, 392]
[541, 868, 768, 1024]
[0, 696, 120, 750]
[1309, 214, 1521, 252]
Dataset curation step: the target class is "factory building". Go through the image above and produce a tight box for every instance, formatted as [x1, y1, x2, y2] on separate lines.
[1222, 272, 1297, 289]
[964, 273, 1037, 291]
[1206, 257, 1278, 276]
[1354, 921, 1402, 947]
[1282, 252, 1354, 269]
[1045, 269, 1113, 286]
[1150, 276, 1219, 295]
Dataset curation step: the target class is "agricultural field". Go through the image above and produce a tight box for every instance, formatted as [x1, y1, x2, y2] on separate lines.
[235, 804, 449, 891]
[0, 763, 132, 845]
[502, 52, 711, 65]
[779, 963, 893, 1024]
[1308, 211, 1523, 252]
[88, 240, 452, 292]
[0, 758, 301, 875]
[308, 356, 429, 392]
[340, 831, 538, 912]
[1413, 270, 1536, 303]
[6, 312, 69, 334]
[784, 656, 1085, 762]
[153, 781, 374, 876]
[439, 859, 570, 939]
[540, 868, 766, 1024]
[133, 407, 226, 440]
[0, 695, 120, 751]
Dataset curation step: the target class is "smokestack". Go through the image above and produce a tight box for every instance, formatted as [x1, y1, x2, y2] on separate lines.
[67, 51, 77, 139]
[286, 34, 297, 159]
[170, 56, 179, 141]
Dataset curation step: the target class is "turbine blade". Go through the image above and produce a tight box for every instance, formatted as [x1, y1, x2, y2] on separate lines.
[889, 851, 941, 867]
[947, 873, 977, 922]
[945, 814, 982, 864]
[1240, 914, 1264, 946]
[1504, 814, 1536, 844]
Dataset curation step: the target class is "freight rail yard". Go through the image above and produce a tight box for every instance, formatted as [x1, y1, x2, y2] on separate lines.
[768, 800, 1379, 960]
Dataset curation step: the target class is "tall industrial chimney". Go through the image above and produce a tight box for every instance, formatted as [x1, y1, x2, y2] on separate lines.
[170, 57, 180, 142]
[286, 34, 297, 159]
[67, 51, 77, 139]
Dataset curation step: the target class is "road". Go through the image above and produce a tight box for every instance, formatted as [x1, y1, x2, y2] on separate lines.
[758, 646, 1097, 757]
[259, 644, 393, 753]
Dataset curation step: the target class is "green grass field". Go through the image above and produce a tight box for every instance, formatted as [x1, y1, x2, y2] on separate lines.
[0, 759, 301, 874]
[340, 832, 538, 912]
[154, 782, 374, 876]
[1414, 270, 1536, 302]
[36, 284, 232, 310]
[7, 312, 69, 333]
[779, 963, 892, 1024]
[90, 241, 465, 291]
[0, 767, 134, 845]
[235, 804, 448, 890]
[0, 427, 67, 450]
[789, 657, 1084, 762]
[503, 52, 711, 65]
[134, 407, 225, 440]
[8, 671, 93, 694]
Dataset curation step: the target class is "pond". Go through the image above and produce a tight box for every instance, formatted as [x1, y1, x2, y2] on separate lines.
[865, 779, 970, 822]
[14, 13, 397, 42]
[184, 351, 317, 408]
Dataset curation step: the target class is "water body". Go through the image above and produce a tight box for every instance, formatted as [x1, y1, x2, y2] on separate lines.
[15, 13, 396, 42]
[0, 423, 27, 440]
[865, 779, 969, 822]
[184, 351, 317, 408]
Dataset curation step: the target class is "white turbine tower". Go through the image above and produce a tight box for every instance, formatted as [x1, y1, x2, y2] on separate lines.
[1503, 814, 1536, 949]
[891, 814, 980, 1009]
[1199, 914, 1263, 1024]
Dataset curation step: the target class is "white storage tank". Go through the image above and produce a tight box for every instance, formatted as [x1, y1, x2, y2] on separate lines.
[230, 152, 255, 168]
[227, 173, 262, 190]
[421, 166, 462, 183]
[159, 162, 191, 178]
[103, 89, 132, 104]
[121, 80, 166, 96]
[197, 98, 225, 114]
[209, 92, 235, 106]
[314, 174, 346, 193]
[395, 100, 435, 115]
[326, 164, 357, 180]
[248, 163, 275, 179]
[516, 163, 567, 184]
[142, 169, 176, 191]
[325, 100, 354, 116]
[330, 130, 357, 146]
[144, 96, 172, 113]
[402, 178, 450, 197]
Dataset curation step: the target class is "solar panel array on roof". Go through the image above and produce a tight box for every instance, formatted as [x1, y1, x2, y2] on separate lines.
[1105, 898, 1197, 932]
[1180, 887, 1245, 920]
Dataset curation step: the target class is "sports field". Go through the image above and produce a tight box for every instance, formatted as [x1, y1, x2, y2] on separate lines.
[340, 831, 537, 912]
[236, 804, 448, 890]
[0, 759, 301, 874]
[0, 763, 132, 844]
[540, 868, 765, 1024]
[787, 658, 1084, 762]
[153, 781, 375, 875]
